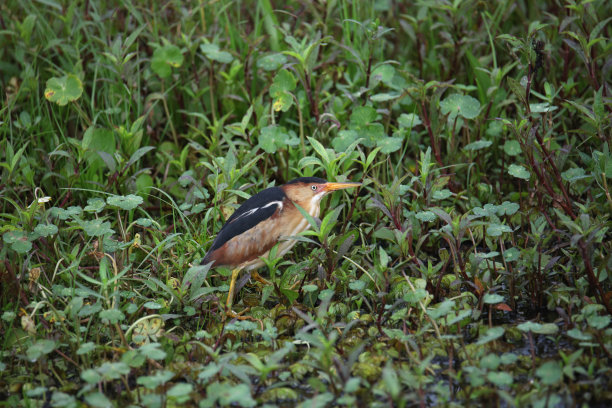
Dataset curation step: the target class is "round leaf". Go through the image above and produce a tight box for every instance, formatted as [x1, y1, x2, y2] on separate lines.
[398, 113, 422, 128]
[151, 44, 184, 78]
[439, 93, 481, 119]
[34, 223, 58, 237]
[44, 74, 83, 106]
[107, 194, 143, 210]
[508, 164, 530, 180]
[200, 43, 233, 63]
[377, 136, 403, 154]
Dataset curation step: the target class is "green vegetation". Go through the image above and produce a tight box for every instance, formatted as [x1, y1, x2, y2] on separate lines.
[1, 0, 611, 406]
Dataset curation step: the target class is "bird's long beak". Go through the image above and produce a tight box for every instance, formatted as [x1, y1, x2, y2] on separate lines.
[323, 181, 361, 192]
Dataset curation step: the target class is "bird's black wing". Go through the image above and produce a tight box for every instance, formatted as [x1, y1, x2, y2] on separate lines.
[205, 186, 286, 254]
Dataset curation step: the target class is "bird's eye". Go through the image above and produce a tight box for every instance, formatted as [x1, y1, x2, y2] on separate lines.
[311, 185, 317, 191]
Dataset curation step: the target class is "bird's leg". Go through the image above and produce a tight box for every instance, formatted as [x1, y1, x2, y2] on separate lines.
[224, 268, 259, 323]
[250, 270, 271, 286]
[226, 267, 241, 311]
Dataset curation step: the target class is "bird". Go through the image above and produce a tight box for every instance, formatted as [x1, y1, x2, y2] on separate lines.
[202, 177, 361, 318]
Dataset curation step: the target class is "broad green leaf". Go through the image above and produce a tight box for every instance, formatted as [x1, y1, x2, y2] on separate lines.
[464, 140, 492, 151]
[27, 339, 56, 361]
[257, 53, 287, 71]
[487, 371, 513, 386]
[476, 326, 504, 345]
[371, 64, 395, 86]
[151, 44, 184, 78]
[80, 219, 114, 237]
[508, 164, 530, 180]
[84, 198, 106, 213]
[200, 43, 233, 63]
[432, 189, 452, 200]
[536, 361, 562, 385]
[398, 113, 422, 128]
[332, 130, 360, 152]
[561, 167, 587, 183]
[377, 136, 402, 153]
[497, 201, 520, 215]
[486, 223, 513, 237]
[34, 223, 58, 237]
[3, 230, 32, 253]
[483, 293, 504, 304]
[139, 343, 167, 360]
[44, 74, 83, 106]
[84, 392, 112, 408]
[440, 93, 481, 119]
[107, 194, 143, 210]
[415, 211, 436, 222]
[99, 308, 125, 323]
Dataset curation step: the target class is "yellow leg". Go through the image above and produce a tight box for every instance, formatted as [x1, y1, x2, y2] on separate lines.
[224, 268, 258, 323]
[250, 270, 271, 285]
[226, 268, 241, 311]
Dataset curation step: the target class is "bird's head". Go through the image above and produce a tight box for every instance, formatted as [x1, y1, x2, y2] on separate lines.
[283, 177, 361, 207]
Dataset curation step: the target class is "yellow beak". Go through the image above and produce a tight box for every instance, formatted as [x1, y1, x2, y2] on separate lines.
[322, 181, 361, 192]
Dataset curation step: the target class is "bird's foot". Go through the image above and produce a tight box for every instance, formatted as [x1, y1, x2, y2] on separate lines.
[250, 271, 271, 286]
[224, 308, 263, 328]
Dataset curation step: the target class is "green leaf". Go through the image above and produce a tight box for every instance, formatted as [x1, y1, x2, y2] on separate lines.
[517, 321, 541, 332]
[34, 223, 58, 237]
[107, 194, 143, 210]
[415, 211, 436, 222]
[561, 167, 587, 183]
[508, 164, 530, 180]
[3, 230, 32, 253]
[350, 106, 377, 126]
[332, 130, 360, 152]
[536, 361, 562, 385]
[99, 308, 125, 323]
[586, 314, 610, 330]
[136, 370, 174, 389]
[44, 74, 83, 106]
[370, 92, 401, 102]
[2, 311, 16, 322]
[503, 247, 520, 262]
[270, 69, 296, 94]
[486, 223, 513, 237]
[80, 219, 114, 237]
[257, 53, 287, 71]
[82, 127, 116, 168]
[151, 44, 184, 78]
[27, 339, 56, 361]
[377, 136, 402, 154]
[258, 125, 298, 153]
[439, 93, 481, 120]
[483, 293, 504, 304]
[432, 189, 452, 200]
[371, 64, 395, 86]
[566, 328, 592, 341]
[497, 201, 520, 215]
[403, 288, 428, 305]
[139, 343, 167, 360]
[200, 43, 233, 63]
[204, 382, 256, 407]
[168, 383, 193, 402]
[464, 140, 492, 151]
[398, 113, 422, 128]
[84, 392, 112, 408]
[77, 342, 97, 355]
[476, 327, 504, 345]
[50, 391, 77, 408]
[530, 102, 557, 113]
[84, 198, 106, 213]
[487, 371, 513, 387]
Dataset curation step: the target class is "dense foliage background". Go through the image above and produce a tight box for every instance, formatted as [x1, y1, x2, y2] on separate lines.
[1, 0, 611, 406]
